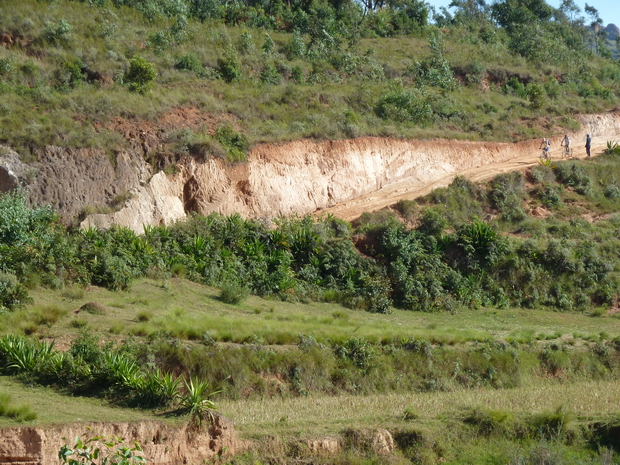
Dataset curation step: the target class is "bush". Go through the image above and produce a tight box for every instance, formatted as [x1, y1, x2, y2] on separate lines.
[375, 85, 432, 124]
[554, 162, 592, 195]
[416, 207, 447, 235]
[174, 54, 203, 74]
[217, 48, 242, 83]
[491, 172, 526, 221]
[42, 19, 73, 45]
[537, 183, 563, 208]
[527, 83, 547, 109]
[215, 125, 250, 163]
[125, 57, 157, 94]
[219, 281, 249, 305]
[0, 272, 31, 311]
[259, 62, 281, 85]
[59, 435, 144, 465]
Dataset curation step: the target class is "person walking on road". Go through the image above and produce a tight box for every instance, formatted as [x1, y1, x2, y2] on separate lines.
[585, 134, 592, 158]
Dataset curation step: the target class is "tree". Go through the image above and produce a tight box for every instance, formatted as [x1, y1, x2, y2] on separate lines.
[449, 0, 491, 26]
[491, 0, 554, 29]
[125, 57, 157, 94]
[559, 0, 580, 22]
[585, 4, 604, 55]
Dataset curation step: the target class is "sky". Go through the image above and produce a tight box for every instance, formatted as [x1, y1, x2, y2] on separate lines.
[424, 0, 620, 26]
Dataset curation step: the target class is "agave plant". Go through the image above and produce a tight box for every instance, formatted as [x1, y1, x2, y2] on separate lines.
[0, 336, 56, 374]
[104, 352, 143, 391]
[135, 369, 182, 407]
[538, 157, 554, 167]
[178, 378, 221, 426]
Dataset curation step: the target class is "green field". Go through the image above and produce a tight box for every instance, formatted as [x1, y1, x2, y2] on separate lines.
[4, 279, 620, 463]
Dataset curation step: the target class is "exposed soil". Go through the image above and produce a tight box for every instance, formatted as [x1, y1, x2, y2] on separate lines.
[321, 127, 618, 221]
[2, 111, 620, 233]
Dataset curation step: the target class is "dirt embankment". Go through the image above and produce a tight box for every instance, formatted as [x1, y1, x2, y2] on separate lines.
[0, 416, 243, 465]
[1, 112, 620, 231]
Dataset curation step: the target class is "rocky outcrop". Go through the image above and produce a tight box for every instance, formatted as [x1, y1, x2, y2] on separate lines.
[0, 417, 243, 465]
[2, 112, 620, 233]
[0, 147, 30, 192]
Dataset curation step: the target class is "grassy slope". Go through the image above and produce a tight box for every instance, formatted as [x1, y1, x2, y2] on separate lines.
[15, 278, 620, 347]
[0, 377, 162, 426]
[0, 0, 619, 156]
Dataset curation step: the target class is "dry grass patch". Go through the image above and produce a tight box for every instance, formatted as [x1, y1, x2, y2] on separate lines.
[219, 379, 620, 438]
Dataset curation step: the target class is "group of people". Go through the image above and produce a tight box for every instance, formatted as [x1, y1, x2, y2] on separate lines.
[540, 133, 592, 159]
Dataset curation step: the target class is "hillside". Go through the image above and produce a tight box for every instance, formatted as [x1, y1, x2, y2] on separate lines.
[1, 0, 620, 226]
[3, 0, 620, 462]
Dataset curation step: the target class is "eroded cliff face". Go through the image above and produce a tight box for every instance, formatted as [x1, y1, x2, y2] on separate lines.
[0, 417, 243, 465]
[2, 112, 620, 233]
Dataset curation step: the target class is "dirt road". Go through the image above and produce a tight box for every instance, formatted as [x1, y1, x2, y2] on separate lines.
[320, 133, 620, 222]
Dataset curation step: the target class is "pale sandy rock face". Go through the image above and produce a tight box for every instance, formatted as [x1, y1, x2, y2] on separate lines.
[0, 146, 30, 192]
[4, 112, 620, 233]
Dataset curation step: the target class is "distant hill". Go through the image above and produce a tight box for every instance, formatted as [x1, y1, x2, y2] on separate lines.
[605, 23, 619, 40]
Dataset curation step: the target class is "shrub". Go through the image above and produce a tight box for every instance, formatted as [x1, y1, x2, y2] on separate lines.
[59, 435, 144, 465]
[42, 19, 73, 45]
[604, 182, 620, 200]
[261, 33, 275, 55]
[174, 54, 203, 74]
[0, 272, 31, 311]
[335, 338, 377, 373]
[554, 162, 592, 195]
[528, 405, 576, 441]
[417, 207, 447, 235]
[527, 83, 547, 109]
[215, 125, 250, 163]
[219, 281, 249, 305]
[259, 62, 281, 85]
[33, 305, 67, 326]
[287, 30, 306, 59]
[237, 31, 254, 54]
[464, 407, 518, 437]
[375, 85, 432, 124]
[179, 378, 220, 426]
[125, 57, 157, 94]
[491, 172, 526, 221]
[217, 48, 242, 83]
[537, 183, 563, 208]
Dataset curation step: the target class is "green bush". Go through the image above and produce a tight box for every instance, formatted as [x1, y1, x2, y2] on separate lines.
[174, 54, 203, 74]
[554, 162, 592, 195]
[537, 183, 563, 208]
[215, 125, 250, 163]
[59, 435, 144, 465]
[42, 19, 73, 45]
[259, 62, 281, 85]
[491, 172, 526, 221]
[217, 48, 242, 83]
[219, 281, 249, 305]
[527, 83, 546, 109]
[0, 272, 31, 311]
[125, 56, 157, 94]
[375, 85, 432, 124]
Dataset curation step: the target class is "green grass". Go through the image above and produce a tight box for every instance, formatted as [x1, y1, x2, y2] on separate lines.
[13, 278, 620, 346]
[0, 377, 163, 426]
[1, 0, 619, 155]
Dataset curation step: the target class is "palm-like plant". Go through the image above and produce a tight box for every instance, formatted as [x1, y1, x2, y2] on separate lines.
[179, 378, 220, 426]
